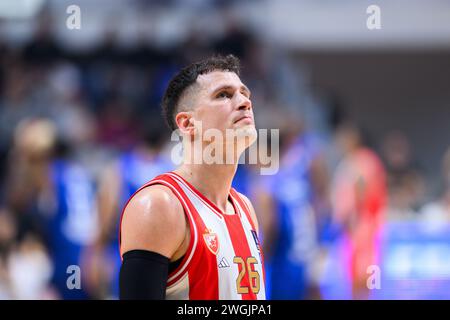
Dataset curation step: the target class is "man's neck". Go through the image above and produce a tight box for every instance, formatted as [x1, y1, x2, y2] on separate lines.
[174, 163, 237, 213]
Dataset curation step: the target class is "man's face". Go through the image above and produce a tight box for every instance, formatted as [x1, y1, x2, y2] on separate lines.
[190, 71, 257, 147]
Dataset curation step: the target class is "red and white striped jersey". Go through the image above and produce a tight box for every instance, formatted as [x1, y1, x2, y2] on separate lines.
[119, 171, 266, 300]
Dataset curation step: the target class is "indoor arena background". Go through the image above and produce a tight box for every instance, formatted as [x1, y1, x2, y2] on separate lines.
[0, 0, 449, 299]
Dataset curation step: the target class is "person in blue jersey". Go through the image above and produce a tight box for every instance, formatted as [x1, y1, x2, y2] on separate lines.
[47, 149, 98, 299]
[254, 121, 330, 300]
[6, 118, 98, 299]
[85, 118, 173, 299]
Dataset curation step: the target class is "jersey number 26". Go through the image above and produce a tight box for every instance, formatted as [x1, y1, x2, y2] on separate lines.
[233, 256, 260, 294]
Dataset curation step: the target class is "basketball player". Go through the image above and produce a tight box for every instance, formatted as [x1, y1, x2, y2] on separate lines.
[331, 122, 386, 299]
[119, 55, 266, 299]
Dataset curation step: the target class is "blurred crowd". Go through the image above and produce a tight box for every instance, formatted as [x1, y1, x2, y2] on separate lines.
[0, 6, 449, 300]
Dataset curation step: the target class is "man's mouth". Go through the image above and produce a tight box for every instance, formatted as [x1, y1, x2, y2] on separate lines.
[234, 115, 253, 124]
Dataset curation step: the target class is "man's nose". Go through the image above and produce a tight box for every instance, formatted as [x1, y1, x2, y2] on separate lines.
[236, 93, 252, 111]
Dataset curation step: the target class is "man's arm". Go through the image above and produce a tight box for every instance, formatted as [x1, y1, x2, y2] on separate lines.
[120, 185, 186, 299]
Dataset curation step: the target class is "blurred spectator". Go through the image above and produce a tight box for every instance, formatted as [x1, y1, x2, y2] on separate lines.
[96, 96, 139, 150]
[0, 59, 33, 156]
[7, 232, 54, 299]
[382, 131, 425, 220]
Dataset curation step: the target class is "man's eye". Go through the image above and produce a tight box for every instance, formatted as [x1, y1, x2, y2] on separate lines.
[216, 91, 231, 99]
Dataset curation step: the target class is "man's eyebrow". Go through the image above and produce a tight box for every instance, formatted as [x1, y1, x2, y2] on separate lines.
[211, 84, 251, 96]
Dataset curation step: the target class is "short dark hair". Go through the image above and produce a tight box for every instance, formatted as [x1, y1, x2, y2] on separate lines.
[161, 54, 241, 131]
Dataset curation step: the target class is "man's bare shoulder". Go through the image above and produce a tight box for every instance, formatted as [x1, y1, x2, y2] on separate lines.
[120, 184, 186, 258]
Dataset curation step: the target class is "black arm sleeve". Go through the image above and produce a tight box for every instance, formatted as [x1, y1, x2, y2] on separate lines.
[119, 250, 169, 300]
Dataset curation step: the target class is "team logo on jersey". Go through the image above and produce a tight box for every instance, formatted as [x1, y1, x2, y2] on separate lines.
[203, 229, 220, 255]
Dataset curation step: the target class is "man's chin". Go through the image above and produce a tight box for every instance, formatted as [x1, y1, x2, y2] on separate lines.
[234, 125, 257, 146]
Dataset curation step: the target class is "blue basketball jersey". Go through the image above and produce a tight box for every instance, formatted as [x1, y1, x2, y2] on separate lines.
[47, 159, 98, 299]
[263, 134, 321, 299]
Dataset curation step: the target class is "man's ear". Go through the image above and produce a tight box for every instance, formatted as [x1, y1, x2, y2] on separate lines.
[175, 111, 195, 136]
